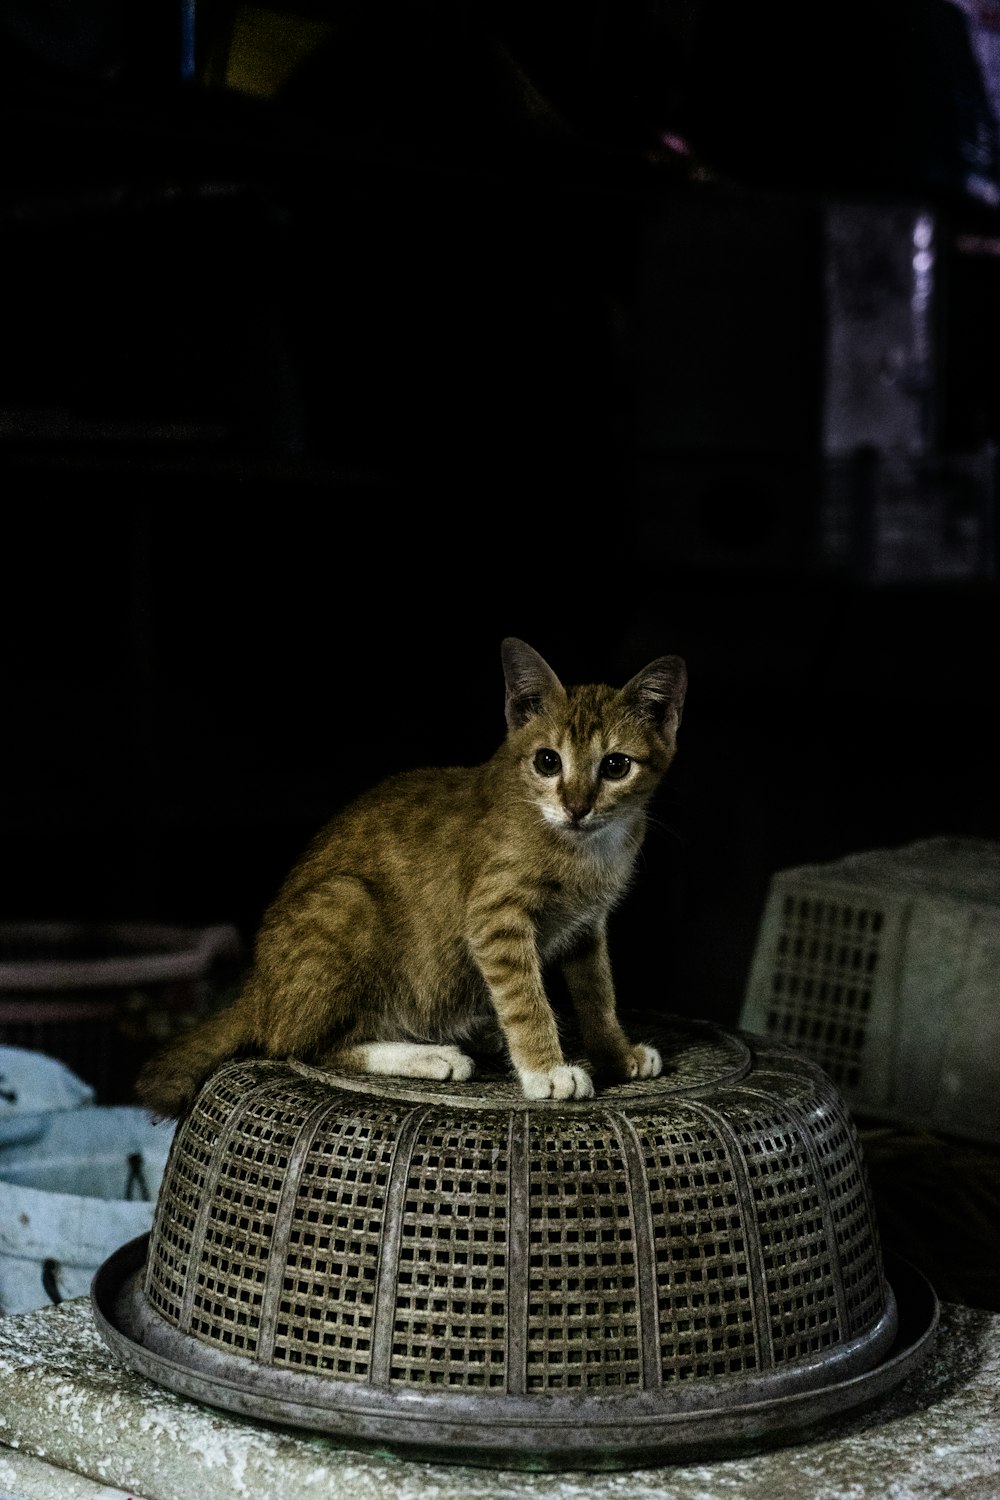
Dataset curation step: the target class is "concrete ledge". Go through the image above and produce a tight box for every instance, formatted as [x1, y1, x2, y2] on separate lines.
[0, 1296, 997, 1500]
[0, 1445, 145, 1500]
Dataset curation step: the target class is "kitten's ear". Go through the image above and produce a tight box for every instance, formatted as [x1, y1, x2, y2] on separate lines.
[621, 655, 687, 742]
[501, 638, 565, 729]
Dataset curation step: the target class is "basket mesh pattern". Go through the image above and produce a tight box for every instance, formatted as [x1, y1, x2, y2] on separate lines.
[757, 893, 885, 1087]
[186, 1080, 313, 1357]
[142, 1023, 891, 1405]
[735, 1100, 840, 1362]
[798, 1088, 886, 1334]
[638, 1109, 759, 1381]
[524, 1117, 640, 1391]
[145, 1060, 261, 1324]
[391, 1110, 511, 1389]
[273, 1098, 407, 1378]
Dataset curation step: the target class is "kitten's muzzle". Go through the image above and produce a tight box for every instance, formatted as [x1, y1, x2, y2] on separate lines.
[562, 799, 593, 828]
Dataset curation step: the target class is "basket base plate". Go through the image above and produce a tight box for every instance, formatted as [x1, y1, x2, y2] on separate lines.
[91, 1237, 938, 1471]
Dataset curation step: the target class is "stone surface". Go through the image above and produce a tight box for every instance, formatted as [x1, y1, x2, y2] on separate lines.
[0, 1296, 997, 1500]
[0, 1445, 144, 1500]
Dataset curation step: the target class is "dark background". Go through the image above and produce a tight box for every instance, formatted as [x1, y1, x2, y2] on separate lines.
[1, 2, 998, 1303]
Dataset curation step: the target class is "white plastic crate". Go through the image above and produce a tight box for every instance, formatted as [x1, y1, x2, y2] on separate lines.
[739, 837, 1000, 1145]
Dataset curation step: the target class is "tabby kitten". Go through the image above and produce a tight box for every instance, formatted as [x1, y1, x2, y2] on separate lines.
[136, 638, 686, 1118]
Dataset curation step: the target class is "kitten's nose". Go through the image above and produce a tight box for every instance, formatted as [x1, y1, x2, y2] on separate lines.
[563, 800, 591, 826]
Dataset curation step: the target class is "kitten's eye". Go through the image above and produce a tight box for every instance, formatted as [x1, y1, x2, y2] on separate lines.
[600, 753, 632, 780]
[533, 748, 561, 777]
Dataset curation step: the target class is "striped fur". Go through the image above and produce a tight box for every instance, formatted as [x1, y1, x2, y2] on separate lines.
[136, 639, 687, 1116]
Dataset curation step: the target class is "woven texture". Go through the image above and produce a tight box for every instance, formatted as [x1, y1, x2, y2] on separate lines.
[142, 1019, 890, 1402]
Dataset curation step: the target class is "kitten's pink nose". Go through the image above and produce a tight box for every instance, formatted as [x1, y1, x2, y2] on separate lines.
[563, 800, 591, 826]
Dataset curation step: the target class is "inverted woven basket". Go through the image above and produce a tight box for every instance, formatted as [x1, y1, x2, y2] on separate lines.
[93, 1017, 937, 1468]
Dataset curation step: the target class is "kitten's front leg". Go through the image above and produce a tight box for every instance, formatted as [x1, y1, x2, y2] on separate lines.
[467, 894, 594, 1100]
[560, 926, 662, 1083]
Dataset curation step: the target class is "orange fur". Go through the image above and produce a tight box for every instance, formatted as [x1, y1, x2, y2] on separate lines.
[135, 639, 686, 1116]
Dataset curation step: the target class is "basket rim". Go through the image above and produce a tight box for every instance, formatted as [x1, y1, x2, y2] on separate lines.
[91, 1236, 938, 1470]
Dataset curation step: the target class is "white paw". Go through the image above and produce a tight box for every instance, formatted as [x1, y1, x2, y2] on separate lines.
[357, 1042, 475, 1081]
[418, 1045, 476, 1081]
[519, 1064, 594, 1100]
[627, 1044, 662, 1079]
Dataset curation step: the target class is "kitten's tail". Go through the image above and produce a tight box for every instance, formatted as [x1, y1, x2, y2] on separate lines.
[135, 1005, 251, 1120]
